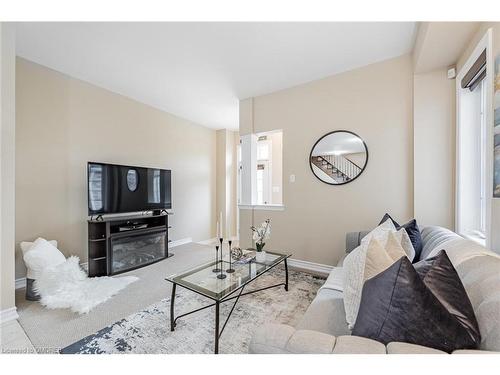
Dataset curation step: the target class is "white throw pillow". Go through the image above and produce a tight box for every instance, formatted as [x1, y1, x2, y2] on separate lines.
[380, 231, 409, 265]
[391, 228, 415, 261]
[360, 219, 396, 246]
[23, 238, 66, 280]
[363, 238, 396, 279]
[21, 239, 58, 256]
[360, 220, 414, 261]
[343, 226, 409, 329]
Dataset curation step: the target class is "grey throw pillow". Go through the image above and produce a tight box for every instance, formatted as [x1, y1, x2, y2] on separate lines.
[352, 252, 481, 353]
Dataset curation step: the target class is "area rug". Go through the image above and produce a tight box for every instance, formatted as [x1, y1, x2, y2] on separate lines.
[61, 268, 324, 354]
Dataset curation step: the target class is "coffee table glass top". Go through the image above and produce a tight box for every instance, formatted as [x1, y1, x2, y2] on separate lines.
[166, 250, 290, 301]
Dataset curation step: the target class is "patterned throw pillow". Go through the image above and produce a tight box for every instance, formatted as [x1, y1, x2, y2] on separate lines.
[343, 221, 409, 329]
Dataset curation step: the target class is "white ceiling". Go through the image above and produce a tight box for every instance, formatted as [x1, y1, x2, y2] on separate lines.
[15, 22, 417, 130]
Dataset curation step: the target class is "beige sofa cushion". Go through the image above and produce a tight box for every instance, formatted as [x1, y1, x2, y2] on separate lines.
[428, 237, 500, 267]
[248, 323, 295, 354]
[454, 255, 500, 351]
[297, 288, 350, 336]
[387, 342, 446, 354]
[332, 336, 386, 354]
[286, 330, 336, 354]
[452, 349, 498, 354]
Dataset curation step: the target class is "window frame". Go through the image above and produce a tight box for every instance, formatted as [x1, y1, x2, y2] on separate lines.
[456, 29, 493, 247]
[238, 130, 284, 210]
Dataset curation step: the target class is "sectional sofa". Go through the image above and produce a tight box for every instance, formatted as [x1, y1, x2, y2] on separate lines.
[249, 226, 500, 354]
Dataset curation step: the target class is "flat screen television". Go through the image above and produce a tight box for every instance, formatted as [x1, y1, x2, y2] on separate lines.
[88, 162, 171, 215]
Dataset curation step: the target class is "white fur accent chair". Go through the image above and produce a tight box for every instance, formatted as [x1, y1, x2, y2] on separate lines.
[21, 238, 65, 301]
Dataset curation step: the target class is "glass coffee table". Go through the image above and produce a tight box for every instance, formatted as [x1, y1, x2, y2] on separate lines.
[166, 250, 291, 354]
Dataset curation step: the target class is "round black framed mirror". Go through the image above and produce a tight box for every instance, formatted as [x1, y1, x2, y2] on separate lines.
[309, 130, 368, 185]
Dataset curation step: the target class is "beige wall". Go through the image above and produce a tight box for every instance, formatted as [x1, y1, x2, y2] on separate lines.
[15, 58, 217, 278]
[412, 22, 500, 249]
[410, 21, 484, 235]
[240, 55, 414, 265]
[1, 23, 16, 312]
[412, 22, 500, 254]
[413, 68, 456, 229]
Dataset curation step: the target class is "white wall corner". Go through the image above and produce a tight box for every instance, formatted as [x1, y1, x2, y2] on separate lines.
[1, 22, 17, 313]
[240, 134, 258, 205]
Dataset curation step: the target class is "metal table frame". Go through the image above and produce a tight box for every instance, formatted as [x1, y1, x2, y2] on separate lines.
[167, 255, 289, 354]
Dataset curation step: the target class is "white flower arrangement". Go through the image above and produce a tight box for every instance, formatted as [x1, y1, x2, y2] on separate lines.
[251, 219, 271, 252]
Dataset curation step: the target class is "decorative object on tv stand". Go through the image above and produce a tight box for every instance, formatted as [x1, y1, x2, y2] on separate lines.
[309, 130, 368, 185]
[251, 219, 271, 263]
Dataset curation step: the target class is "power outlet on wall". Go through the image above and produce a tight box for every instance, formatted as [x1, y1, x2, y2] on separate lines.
[289, 174, 296, 183]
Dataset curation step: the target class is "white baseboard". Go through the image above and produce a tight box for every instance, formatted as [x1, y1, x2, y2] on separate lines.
[169, 237, 192, 248]
[256, 253, 333, 276]
[197, 237, 238, 245]
[0, 307, 19, 324]
[287, 258, 333, 276]
[15, 277, 26, 290]
[197, 237, 217, 245]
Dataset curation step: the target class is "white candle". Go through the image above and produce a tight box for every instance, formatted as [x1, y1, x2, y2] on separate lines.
[216, 221, 220, 238]
[219, 212, 223, 238]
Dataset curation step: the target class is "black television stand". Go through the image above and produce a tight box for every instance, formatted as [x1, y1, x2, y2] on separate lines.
[87, 213, 172, 277]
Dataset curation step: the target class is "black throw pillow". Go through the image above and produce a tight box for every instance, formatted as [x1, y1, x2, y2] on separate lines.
[352, 254, 481, 353]
[379, 213, 423, 261]
[414, 250, 481, 345]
